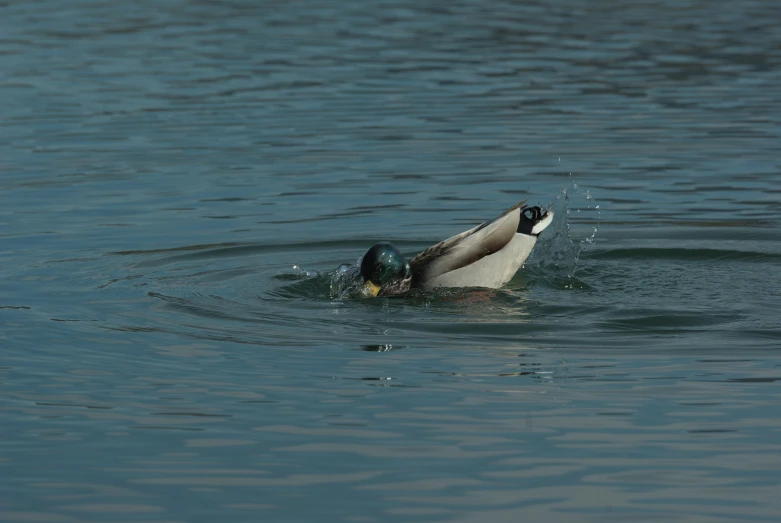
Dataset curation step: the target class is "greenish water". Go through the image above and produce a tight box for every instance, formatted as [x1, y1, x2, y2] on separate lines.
[2, 1, 780, 522]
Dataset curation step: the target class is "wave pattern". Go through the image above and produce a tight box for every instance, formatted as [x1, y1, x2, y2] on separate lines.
[2, 0, 780, 522]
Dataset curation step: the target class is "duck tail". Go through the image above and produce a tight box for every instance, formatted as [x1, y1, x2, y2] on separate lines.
[517, 206, 554, 236]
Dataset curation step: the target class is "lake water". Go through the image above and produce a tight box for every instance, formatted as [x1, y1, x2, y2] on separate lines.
[2, 1, 780, 521]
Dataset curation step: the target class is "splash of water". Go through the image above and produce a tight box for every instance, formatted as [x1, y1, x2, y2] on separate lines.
[274, 264, 320, 281]
[530, 183, 601, 279]
[329, 262, 363, 299]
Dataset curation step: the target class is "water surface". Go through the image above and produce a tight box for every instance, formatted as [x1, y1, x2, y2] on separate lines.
[2, 1, 780, 521]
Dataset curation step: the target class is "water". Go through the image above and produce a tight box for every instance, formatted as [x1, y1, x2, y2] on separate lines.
[2, 1, 780, 521]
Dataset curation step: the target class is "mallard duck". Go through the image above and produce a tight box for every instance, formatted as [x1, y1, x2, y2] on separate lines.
[360, 201, 553, 296]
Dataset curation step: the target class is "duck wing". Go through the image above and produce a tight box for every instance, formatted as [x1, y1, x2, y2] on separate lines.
[410, 201, 525, 285]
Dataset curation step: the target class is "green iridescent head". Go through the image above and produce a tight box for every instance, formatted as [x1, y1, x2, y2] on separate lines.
[360, 242, 410, 296]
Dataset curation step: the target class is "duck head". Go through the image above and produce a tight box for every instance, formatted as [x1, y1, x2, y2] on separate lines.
[359, 242, 412, 296]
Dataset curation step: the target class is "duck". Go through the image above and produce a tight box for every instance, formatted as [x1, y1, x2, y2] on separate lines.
[360, 201, 553, 296]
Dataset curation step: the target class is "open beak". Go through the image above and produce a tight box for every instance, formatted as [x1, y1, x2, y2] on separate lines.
[362, 281, 381, 297]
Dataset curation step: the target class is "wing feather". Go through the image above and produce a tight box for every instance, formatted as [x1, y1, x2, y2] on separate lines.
[410, 201, 526, 284]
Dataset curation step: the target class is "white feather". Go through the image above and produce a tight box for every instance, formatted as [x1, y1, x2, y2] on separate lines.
[421, 211, 553, 290]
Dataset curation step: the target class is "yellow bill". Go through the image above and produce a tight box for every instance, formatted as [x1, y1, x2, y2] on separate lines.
[362, 281, 381, 297]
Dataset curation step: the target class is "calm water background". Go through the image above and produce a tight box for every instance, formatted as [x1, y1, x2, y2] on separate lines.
[2, 0, 781, 521]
